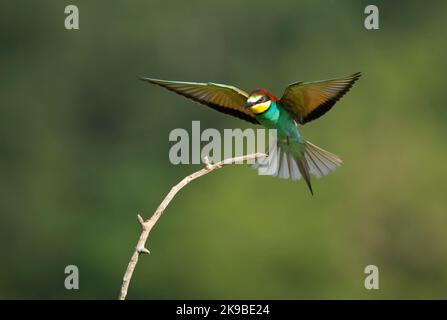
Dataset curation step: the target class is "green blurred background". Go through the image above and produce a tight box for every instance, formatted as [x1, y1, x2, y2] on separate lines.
[1, 0, 446, 299]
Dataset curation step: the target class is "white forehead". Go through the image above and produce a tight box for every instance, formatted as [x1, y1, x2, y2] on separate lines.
[247, 95, 262, 103]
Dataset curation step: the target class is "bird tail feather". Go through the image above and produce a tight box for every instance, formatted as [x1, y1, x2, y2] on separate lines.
[303, 141, 343, 178]
[252, 140, 342, 195]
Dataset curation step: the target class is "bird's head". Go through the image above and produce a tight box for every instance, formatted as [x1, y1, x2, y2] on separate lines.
[244, 89, 277, 115]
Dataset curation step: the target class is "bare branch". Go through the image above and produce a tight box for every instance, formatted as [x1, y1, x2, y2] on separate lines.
[118, 152, 267, 300]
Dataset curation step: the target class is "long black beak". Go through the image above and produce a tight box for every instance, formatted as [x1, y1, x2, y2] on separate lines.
[244, 101, 254, 109]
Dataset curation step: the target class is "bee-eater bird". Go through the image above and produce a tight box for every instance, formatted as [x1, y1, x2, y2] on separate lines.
[141, 72, 361, 194]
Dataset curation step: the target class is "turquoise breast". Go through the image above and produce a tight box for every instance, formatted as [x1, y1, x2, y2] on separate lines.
[256, 102, 301, 140]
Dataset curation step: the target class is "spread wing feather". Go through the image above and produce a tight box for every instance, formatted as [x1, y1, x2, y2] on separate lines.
[280, 72, 361, 124]
[140, 77, 259, 124]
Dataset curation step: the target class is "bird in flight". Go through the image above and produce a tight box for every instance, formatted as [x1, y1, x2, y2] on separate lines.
[141, 72, 361, 194]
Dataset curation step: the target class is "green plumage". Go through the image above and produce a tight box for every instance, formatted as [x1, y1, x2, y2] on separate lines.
[254, 101, 312, 193]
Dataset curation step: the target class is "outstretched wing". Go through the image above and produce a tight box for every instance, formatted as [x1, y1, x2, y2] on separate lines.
[280, 72, 361, 124]
[140, 77, 259, 124]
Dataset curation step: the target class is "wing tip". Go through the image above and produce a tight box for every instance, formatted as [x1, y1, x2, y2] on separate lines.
[139, 76, 159, 83]
[351, 72, 362, 81]
[299, 72, 361, 124]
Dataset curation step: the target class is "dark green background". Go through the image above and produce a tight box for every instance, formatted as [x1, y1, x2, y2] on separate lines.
[1, 1, 446, 299]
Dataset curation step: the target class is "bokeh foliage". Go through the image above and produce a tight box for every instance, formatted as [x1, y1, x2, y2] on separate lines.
[1, 0, 446, 299]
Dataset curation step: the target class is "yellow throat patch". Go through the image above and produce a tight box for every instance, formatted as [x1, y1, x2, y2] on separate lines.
[250, 100, 271, 114]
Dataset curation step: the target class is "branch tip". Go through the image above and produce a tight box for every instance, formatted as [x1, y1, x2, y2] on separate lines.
[137, 214, 145, 225]
[137, 247, 150, 255]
